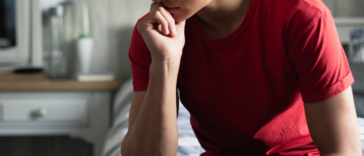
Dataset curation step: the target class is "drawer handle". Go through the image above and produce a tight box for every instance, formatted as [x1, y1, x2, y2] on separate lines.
[31, 108, 47, 119]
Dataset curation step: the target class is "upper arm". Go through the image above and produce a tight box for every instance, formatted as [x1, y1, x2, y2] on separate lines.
[304, 86, 362, 155]
[285, 8, 360, 155]
[285, 10, 353, 103]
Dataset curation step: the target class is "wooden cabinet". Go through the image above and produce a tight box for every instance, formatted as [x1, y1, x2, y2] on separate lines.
[0, 73, 125, 156]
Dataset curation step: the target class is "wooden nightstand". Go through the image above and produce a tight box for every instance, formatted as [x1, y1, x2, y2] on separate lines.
[0, 73, 125, 156]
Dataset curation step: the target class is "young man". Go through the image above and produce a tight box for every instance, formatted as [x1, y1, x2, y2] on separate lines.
[121, 0, 362, 155]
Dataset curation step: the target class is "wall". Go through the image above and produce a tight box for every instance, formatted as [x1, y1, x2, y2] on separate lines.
[322, 0, 364, 17]
[88, 0, 364, 77]
[88, 0, 149, 77]
[42, 0, 150, 77]
[43, 0, 364, 78]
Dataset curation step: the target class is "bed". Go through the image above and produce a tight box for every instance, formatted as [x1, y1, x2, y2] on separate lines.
[102, 77, 364, 156]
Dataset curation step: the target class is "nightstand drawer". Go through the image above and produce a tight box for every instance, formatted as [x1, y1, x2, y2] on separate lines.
[0, 99, 89, 123]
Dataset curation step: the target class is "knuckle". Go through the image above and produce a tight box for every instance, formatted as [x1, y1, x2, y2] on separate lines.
[136, 23, 143, 33]
[150, 2, 157, 8]
[161, 20, 168, 26]
[168, 18, 175, 25]
[157, 6, 164, 12]
[151, 12, 159, 19]
[166, 15, 175, 23]
[163, 21, 169, 27]
[137, 20, 144, 28]
[154, 11, 161, 17]
[167, 20, 175, 28]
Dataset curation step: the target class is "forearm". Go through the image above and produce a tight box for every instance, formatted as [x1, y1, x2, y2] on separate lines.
[121, 60, 180, 156]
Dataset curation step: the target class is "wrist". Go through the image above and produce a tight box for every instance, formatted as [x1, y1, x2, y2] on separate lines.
[148, 62, 179, 92]
[150, 49, 183, 66]
[150, 60, 180, 79]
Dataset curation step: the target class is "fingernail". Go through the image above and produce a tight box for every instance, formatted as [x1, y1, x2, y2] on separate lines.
[174, 29, 177, 36]
[167, 29, 169, 35]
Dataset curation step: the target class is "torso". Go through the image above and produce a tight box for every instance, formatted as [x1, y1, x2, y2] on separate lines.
[175, 0, 331, 155]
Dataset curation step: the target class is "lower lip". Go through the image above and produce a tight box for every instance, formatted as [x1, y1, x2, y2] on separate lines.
[165, 7, 180, 13]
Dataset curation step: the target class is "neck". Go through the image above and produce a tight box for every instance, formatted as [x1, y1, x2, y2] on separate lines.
[197, 0, 250, 25]
[196, 0, 251, 39]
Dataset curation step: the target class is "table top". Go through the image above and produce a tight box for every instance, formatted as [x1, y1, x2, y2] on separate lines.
[0, 73, 126, 91]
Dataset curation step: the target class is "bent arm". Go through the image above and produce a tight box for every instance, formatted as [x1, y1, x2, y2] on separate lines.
[304, 86, 362, 156]
[121, 60, 180, 156]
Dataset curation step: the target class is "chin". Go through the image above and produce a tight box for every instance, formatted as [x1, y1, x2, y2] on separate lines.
[173, 16, 185, 23]
[172, 12, 194, 23]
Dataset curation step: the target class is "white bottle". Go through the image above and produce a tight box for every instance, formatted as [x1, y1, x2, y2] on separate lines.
[74, 0, 93, 74]
[76, 37, 93, 74]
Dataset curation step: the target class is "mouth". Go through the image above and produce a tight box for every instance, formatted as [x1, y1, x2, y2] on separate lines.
[162, 5, 180, 13]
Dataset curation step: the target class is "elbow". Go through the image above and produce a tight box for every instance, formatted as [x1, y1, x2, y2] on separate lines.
[121, 143, 178, 156]
[120, 133, 178, 156]
[120, 134, 131, 156]
[120, 140, 127, 156]
[120, 141, 136, 156]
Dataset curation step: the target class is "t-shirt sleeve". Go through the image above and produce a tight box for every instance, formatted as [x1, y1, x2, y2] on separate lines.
[129, 15, 152, 91]
[285, 11, 354, 103]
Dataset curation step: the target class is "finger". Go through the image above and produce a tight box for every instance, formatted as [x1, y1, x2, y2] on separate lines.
[157, 6, 177, 37]
[153, 11, 169, 35]
[150, 2, 157, 11]
[157, 24, 162, 33]
[147, 2, 161, 26]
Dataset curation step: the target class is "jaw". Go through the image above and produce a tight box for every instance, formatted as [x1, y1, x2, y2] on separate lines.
[167, 0, 212, 23]
[171, 10, 197, 23]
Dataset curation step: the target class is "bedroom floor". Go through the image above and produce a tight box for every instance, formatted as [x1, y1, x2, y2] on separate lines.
[0, 136, 93, 156]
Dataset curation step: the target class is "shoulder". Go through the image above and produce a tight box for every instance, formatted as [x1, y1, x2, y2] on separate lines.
[264, 0, 331, 15]
[287, 0, 331, 13]
[287, 0, 331, 23]
[258, 0, 331, 27]
[286, 0, 331, 25]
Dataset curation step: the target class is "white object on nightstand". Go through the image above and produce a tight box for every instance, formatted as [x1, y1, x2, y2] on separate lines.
[77, 74, 115, 82]
[76, 38, 94, 74]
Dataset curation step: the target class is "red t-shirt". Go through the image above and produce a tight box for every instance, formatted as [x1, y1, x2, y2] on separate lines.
[129, 0, 354, 155]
